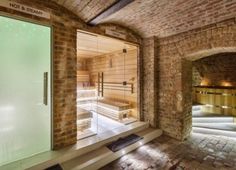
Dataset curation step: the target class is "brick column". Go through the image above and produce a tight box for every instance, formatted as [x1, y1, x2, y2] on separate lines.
[53, 25, 77, 149]
[181, 59, 192, 140]
[142, 37, 159, 127]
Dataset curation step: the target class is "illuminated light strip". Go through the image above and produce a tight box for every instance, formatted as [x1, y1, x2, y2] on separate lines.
[195, 91, 236, 96]
[204, 104, 236, 109]
[192, 117, 234, 124]
[193, 117, 233, 120]
[222, 93, 232, 96]
[78, 103, 132, 113]
[192, 127, 236, 138]
[97, 104, 132, 113]
[77, 89, 96, 92]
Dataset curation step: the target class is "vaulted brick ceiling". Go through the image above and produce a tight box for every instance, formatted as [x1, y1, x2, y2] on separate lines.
[52, 0, 236, 38]
[51, 0, 117, 22]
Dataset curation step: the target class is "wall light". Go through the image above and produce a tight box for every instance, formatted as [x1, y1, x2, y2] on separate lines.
[221, 81, 232, 87]
[200, 79, 210, 86]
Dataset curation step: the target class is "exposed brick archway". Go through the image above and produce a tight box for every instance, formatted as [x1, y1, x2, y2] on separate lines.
[181, 49, 236, 140]
[185, 47, 236, 61]
[153, 18, 236, 140]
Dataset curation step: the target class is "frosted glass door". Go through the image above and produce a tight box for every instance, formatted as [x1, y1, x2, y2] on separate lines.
[0, 16, 51, 166]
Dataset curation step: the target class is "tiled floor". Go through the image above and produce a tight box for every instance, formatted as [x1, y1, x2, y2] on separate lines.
[100, 133, 236, 170]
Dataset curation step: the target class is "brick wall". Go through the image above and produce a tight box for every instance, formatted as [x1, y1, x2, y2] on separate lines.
[151, 18, 236, 140]
[193, 53, 236, 87]
[0, 0, 141, 149]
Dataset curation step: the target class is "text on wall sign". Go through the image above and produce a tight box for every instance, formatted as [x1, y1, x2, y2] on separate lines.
[0, 0, 50, 19]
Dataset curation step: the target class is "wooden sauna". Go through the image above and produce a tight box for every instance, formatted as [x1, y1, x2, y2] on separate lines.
[193, 86, 236, 116]
[76, 31, 139, 138]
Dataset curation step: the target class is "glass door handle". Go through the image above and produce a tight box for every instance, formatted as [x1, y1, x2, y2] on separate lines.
[43, 72, 48, 105]
[97, 72, 104, 97]
[101, 72, 104, 97]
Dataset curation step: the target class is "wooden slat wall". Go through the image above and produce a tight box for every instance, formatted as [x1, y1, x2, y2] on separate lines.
[193, 87, 236, 116]
[87, 49, 138, 117]
[77, 71, 90, 82]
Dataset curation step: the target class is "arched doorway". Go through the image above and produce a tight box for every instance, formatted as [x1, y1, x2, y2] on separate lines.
[183, 48, 236, 138]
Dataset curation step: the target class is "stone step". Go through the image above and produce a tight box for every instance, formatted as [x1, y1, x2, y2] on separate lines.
[61, 128, 162, 170]
[192, 127, 236, 138]
[192, 117, 234, 123]
[192, 110, 234, 117]
[1, 122, 149, 170]
[192, 123, 236, 131]
[192, 111, 223, 117]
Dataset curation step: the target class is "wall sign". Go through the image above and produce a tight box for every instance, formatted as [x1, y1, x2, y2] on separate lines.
[105, 28, 127, 40]
[0, 0, 50, 19]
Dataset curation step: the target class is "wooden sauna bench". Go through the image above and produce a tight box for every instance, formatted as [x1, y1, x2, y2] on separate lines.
[77, 107, 92, 131]
[96, 99, 132, 121]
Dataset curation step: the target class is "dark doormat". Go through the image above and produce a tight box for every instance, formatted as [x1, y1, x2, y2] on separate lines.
[107, 134, 143, 152]
[45, 164, 63, 170]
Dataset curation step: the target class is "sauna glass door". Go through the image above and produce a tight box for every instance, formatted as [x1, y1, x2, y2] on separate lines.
[77, 33, 138, 136]
[0, 16, 51, 166]
[95, 38, 130, 134]
[123, 45, 138, 122]
[77, 32, 98, 139]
